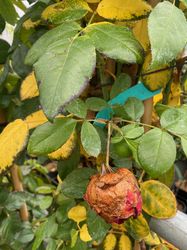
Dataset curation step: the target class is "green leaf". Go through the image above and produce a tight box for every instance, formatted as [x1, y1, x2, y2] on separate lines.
[28, 118, 77, 155]
[65, 98, 87, 118]
[180, 0, 187, 7]
[160, 107, 187, 135]
[138, 128, 176, 178]
[62, 168, 96, 198]
[0, 15, 5, 34]
[56, 220, 75, 241]
[87, 208, 110, 242]
[43, 0, 91, 24]
[181, 136, 187, 157]
[39, 196, 53, 210]
[85, 22, 144, 64]
[12, 44, 32, 78]
[4, 192, 27, 211]
[35, 185, 55, 194]
[110, 73, 131, 99]
[58, 145, 80, 180]
[25, 22, 80, 65]
[32, 215, 58, 250]
[15, 223, 34, 244]
[123, 97, 144, 121]
[71, 229, 79, 248]
[124, 214, 150, 241]
[56, 199, 76, 224]
[0, 0, 18, 25]
[34, 36, 96, 119]
[46, 239, 57, 250]
[81, 121, 101, 157]
[86, 97, 108, 111]
[158, 165, 174, 188]
[126, 138, 141, 165]
[141, 180, 177, 219]
[148, 1, 187, 68]
[121, 124, 144, 139]
[32, 221, 47, 250]
[0, 39, 10, 65]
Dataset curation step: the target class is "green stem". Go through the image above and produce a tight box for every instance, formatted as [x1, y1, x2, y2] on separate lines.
[87, 11, 97, 26]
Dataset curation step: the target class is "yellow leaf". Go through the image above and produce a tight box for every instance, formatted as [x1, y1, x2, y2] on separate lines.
[104, 233, 117, 250]
[97, 0, 152, 21]
[87, 0, 100, 2]
[79, 224, 92, 242]
[144, 232, 160, 246]
[20, 72, 39, 101]
[168, 81, 181, 107]
[124, 214, 150, 241]
[0, 119, 28, 172]
[132, 18, 149, 51]
[160, 238, 179, 250]
[141, 53, 172, 91]
[141, 180, 177, 219]
[112, 223, 126, 232]
[23, 18, 40, 30]
[48, 132, 76, 159]
[42, 0, 91, 22]
[153, 93, 163, 105]
[68, 205, 87, 223]
[119, 234, 132, 250]
[25, 110, 48, 130]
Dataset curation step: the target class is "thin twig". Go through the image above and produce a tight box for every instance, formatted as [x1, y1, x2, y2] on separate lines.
[106, 121, 112, 168]
[10, 164, 29, 221]
[138, 170, 145, 183]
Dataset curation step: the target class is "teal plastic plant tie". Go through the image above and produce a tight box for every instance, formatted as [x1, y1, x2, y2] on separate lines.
[94, 82, 161, 127]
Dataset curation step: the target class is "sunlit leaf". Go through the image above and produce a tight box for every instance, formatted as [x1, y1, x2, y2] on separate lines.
[28, 118, 77, 155]
[86, 22, 143, 64]
[68, 205, 87, 223]
[0, 119, 28, 172]
[25, 110, 48, 130]
[104, 233, 117, 250]
[97, 0, 151, 20]
[181, 136, 187, 157]
[124, 214, 150, 240]
[81, 121, 101, 157]
[144, 232, 160, 246]
[133, 18, 149, 51]
[80, 224, 92, 242]
[71, 229, 79, 247]
[138, 128, 176, 178]
[42, 0, 91, 24]
[141, 52, 172, 91]
[20, 72, 39, 101]
[119, 234, 132, 250]
[160, 107, 187, 135]
[25, 22, 80, 65]
[65, 98, 87, 118]
[48, 132, 76, 160]
[34, 36, 96, 119]
[148, 1, 187, 68]
[141, 180, 177, 219]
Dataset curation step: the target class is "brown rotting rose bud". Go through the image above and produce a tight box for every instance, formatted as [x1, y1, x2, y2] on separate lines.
[84, 168, 142, 224]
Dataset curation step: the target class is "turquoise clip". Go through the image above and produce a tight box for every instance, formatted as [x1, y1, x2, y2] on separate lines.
[94, 82, 161, 127]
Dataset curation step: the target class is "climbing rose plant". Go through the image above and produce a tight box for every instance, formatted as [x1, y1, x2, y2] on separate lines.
[0, 0, 187, 249]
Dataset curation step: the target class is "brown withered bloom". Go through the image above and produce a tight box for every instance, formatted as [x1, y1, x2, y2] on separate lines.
[84, 168, 142, 224]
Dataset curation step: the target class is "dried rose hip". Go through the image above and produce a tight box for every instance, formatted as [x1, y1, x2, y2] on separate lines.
[84, 168, 142, 224]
